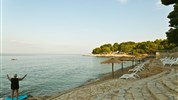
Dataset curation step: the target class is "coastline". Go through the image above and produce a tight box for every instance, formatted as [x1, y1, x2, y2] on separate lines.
[82, 53, 151, 59]
[82, 53, 135, 57]
[27, 62, 136, 100]
[27, 58, 165, 100]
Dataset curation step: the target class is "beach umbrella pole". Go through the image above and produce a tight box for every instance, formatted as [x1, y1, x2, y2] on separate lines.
[121, 63, 123, 74]
[132, 60, 134, 66]
[101, 57, 124, 78]
[112, 63, 114, 78]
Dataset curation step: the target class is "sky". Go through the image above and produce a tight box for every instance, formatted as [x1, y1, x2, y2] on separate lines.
[1, 0, 173, 54]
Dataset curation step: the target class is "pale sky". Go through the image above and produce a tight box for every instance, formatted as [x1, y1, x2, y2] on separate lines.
[1, 0, 173, 54]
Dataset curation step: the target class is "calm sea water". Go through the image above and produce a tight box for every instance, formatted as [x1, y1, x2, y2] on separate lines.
[0, 54, 132, 97]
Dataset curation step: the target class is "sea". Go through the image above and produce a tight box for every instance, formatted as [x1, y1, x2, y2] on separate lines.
[0, 54, 132, 97]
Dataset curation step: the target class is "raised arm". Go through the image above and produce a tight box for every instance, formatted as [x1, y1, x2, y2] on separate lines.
[18, 74, 27, 81]
[7, 74, 11, 81]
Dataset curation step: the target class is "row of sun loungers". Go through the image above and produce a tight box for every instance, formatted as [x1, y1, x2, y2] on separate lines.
[120, 61, 150, 79]
[120, 56, 178, 79]
[160, 57, 178, 66]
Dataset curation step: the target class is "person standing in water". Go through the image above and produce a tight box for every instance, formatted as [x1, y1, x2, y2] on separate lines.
[7, 74, 27, 100]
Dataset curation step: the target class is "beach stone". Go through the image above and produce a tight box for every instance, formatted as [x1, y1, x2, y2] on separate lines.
[96, 93, 105, 99]
[173, 96, 178, 100]
[102, 98, 111, 100]
[138, 82, 154, 100]
[156, 82, 168, 93]
[126, 99, 134, 100]
[111, 96, 119, 100]
[147, 82, 162, 94]
[125, 93, 133, 99]
[119, 89, 126, 94]
[118, 96, 125, 100]
[155, 94, 169, 100]
[131, 93, 144, 100]
[175, 88, 178, 93]
[89, 95, 98, 100]
[162, 80, 177, 92]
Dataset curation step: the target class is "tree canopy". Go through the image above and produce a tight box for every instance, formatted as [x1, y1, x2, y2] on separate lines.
[161, 0, 177, 5]
[161, 0, 178, 46]
[92, 39, 176, 55]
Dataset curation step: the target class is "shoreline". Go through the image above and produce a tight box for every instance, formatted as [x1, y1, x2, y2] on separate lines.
[27, 57, 174, 100]
[82, 54, 135, 57]
[82, 54, 153, 60]
[27, 58, 160, 100]
[27, 62, 136, 100]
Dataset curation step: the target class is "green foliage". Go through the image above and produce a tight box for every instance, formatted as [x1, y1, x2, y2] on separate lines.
[113, 43, 119, 52]
[131, 50, 139, 55]
[100, 43, 113, 53]
[92, 39, 176, 55]
[92, 48, 101, 54]
[154, 39, 164, 50]
[92, 43, 113, 54]
[161, 0, 178, 46]
[101, 47, 111, 53]
[167, 4, 178, 28]
[161, 0, 177, 5]
[159, 39, 176, 49]
[119, 41, 136, 53]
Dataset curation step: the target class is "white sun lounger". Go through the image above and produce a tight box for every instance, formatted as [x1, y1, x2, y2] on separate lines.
[161, 57, 178, 66]
[128, 63, 145, 72]
[170, 58, 178, 66]
[120, 72, 140, 79]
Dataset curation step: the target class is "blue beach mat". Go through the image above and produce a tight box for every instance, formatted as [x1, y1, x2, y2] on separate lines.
[4, 94, 28, 100]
